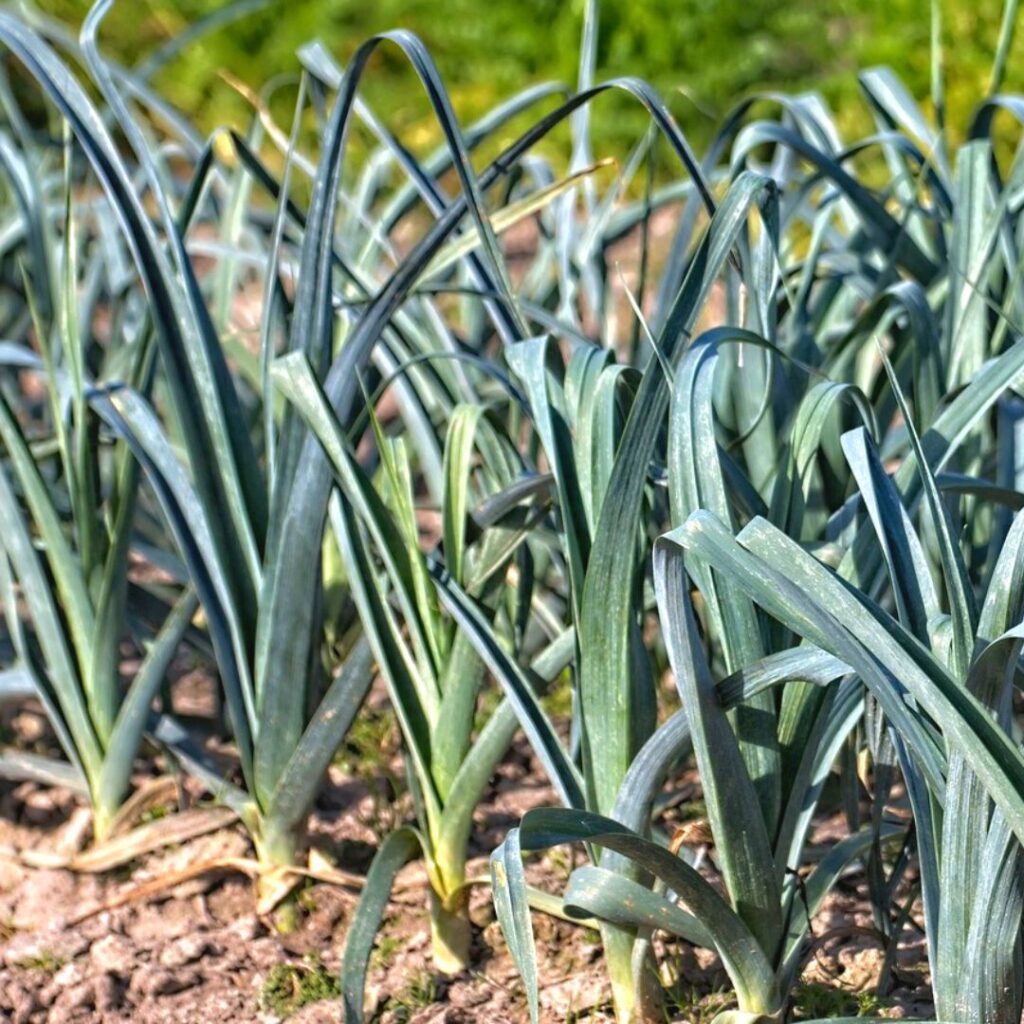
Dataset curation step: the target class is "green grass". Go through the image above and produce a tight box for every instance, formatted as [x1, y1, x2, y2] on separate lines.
[661, 986, 735, 1024]
[259, 954, 341, 1017]
[12, 950, 67, 974]
[790, 982, 893, 1020]
[379, 969, 438, 1023]
[369, 932, 402, 970]
[30, 0, 1024, 160]
[333, 701, 399, 782]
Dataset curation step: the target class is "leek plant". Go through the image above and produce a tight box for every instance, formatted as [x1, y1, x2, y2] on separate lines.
[275, 353, 577, 982]
[490, 5, 1024, 1021]
[0, 0, 601, 900]
[253, 23, 703, 975]
[667, 377, 1024, 1023]
[0, 4, 370, 890]
[0, 65, 210, 841]
[4, 1, 1024, 1021]
[490, 324, 883, 1024]
[0, 191, 197, 840]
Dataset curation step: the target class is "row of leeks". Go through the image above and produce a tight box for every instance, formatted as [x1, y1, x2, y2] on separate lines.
[1, 0, 1024, 1021]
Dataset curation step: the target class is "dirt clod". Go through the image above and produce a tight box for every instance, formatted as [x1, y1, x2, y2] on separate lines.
[133, 964, 202, 998]
[158, 933, 214, 969]
[94, 972, 124, 1011]
[89, 933, 135, 976]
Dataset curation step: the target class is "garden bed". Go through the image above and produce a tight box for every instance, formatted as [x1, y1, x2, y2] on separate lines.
[0, 694, 933, 1022]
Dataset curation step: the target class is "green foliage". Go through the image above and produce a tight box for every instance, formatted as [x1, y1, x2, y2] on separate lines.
[662, 987, 736, 1024]
[790, 982, 892, 1021]
[368, 932, 401, 970]
[11, 950, 67, 974]
[28, 0, 1024, 159]
[259, 954, 341, 1017]
[379, 969, 438, 1023]
[1, 3, 1024, 1024]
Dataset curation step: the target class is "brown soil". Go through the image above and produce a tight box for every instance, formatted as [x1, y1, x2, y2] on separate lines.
[0, 537, 935, 1023]
[0, 703, 935, 1024]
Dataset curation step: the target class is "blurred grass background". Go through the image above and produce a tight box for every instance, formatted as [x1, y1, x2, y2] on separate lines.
[30, 0, 1024, 160]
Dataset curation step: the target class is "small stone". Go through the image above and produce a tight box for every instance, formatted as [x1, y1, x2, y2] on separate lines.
[52, 961, 87, 989]
[226, 914, 261, 942]
[21, 795, 58, 826]
[89, 933, 135, 976]
[12, 999, 37, 1024]
[10, 713, 45, 744]
[448, 986, 490, 1009]
[49, 995, 93, 1024]
[159, 934, 214, 969]
[4, 935, 41, 968]
[132, 965, 201, 998]
[59, 980, 95, 1012]
[153, 966, 201, 996]
[1, 978, 26, 1011]
[0, 858, 24, 889]
[245, 936, 283, 971]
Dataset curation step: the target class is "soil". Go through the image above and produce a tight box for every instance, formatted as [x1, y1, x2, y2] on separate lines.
[0, 687, 935, 1024]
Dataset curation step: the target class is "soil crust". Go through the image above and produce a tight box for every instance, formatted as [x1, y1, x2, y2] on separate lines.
[0, 707, 934, 1023]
